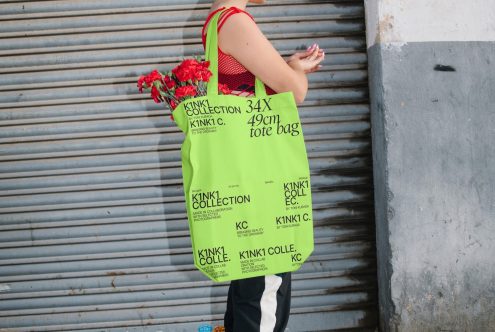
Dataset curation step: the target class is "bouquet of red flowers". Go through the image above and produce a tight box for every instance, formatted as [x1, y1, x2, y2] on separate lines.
[137, 57, 232, 121]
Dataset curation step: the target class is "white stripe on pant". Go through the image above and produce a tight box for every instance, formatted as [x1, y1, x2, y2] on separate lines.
[260, 274, 283, 331]
[224, 272, 291, 332]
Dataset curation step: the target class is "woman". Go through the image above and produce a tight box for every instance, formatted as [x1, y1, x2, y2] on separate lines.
[202, 1, 324, 331]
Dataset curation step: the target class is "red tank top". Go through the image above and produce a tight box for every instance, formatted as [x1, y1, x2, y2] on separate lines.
[202, 6, 276, 96]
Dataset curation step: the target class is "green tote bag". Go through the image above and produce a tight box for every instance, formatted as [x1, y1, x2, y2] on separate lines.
[172, 8, 314, 282]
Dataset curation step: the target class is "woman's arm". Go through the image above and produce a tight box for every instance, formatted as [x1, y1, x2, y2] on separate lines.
[218, 13, 324, 104]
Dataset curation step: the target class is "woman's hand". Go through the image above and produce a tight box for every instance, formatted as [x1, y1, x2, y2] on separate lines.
[287, 43, 325, 74]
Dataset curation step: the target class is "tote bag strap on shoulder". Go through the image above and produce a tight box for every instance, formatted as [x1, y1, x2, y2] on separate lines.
[205, 8, 267, 98]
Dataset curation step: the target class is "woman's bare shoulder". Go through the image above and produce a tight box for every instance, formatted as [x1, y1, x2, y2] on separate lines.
[218, 12, 260, 50]
[215, 9, 312, 104]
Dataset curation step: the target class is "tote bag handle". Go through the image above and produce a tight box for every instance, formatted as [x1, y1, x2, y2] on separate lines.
[205, 8, 268, 98]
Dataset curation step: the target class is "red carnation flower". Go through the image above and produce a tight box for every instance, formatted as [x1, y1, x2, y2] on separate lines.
[174, 85, 197, 99]
[138, 57, 218, 122]
[137, 76, 146, 93]
[172, 59, 201, 82]
[218, 83, 232, 95]
[151, 85, 163, 103]
[173, 67, 193, 82]
[170, 99, 177, 110]
[181, 59, 201, 68]
[138, 70, 164, 93]
[146, 70, 163, 86]
[163, 75, 176, 89]
[194, 67, 212, 82]
[194, 60, 212, 82]
[169, 99, 178, 121]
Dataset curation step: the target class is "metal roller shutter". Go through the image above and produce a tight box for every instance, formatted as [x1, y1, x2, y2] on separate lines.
[0, 0, 378, 330]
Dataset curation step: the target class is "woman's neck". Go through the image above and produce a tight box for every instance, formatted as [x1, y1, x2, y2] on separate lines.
[211, 0, 248, 11]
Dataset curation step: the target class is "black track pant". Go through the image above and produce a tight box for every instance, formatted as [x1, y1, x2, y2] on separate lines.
[224, 272, 291, 332]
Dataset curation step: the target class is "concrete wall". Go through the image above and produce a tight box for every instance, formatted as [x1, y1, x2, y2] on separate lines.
[364, 1, 495, 331]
